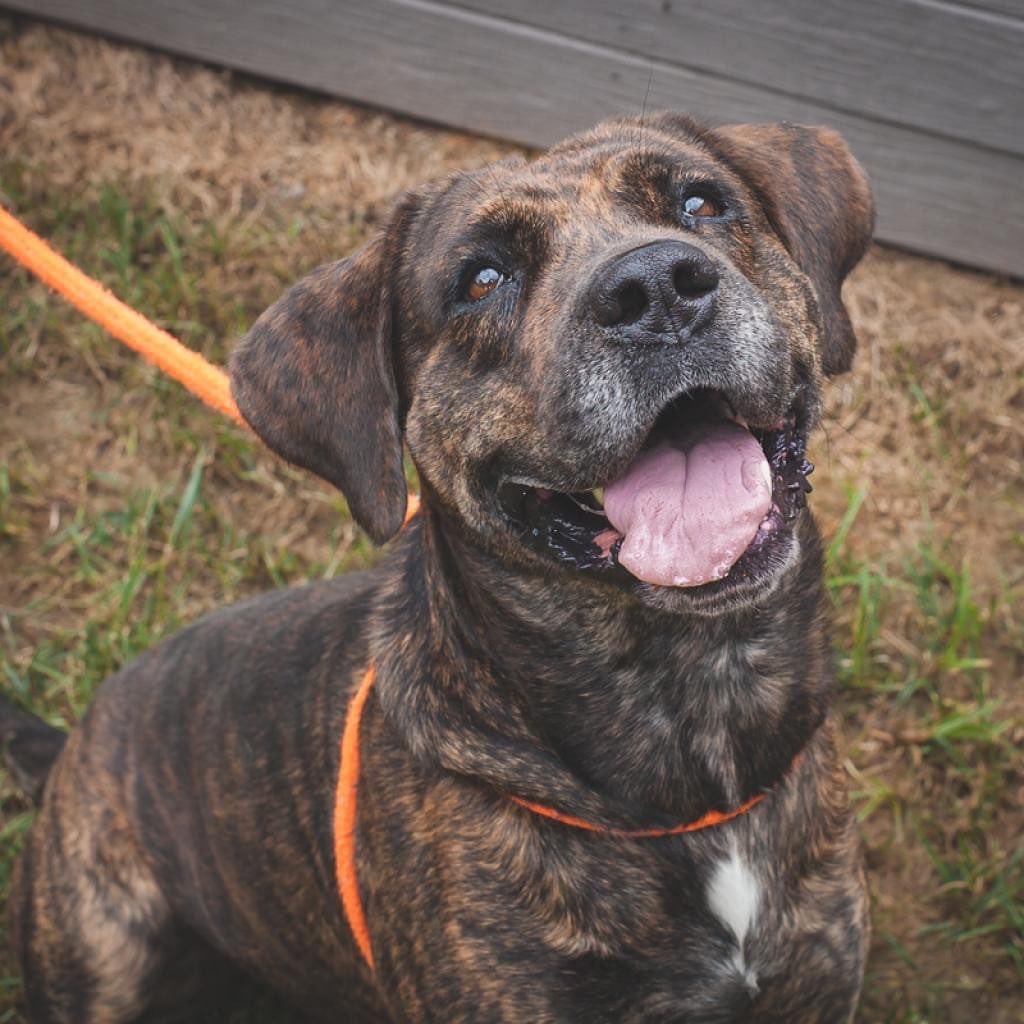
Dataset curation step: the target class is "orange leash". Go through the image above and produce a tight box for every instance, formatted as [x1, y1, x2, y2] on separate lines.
[0, 205, 243, 425]
[334, 665, 774, 971]
[0, 204, 421, 523]
[506, 791, 764, 838]
[334, 665, 378, 971]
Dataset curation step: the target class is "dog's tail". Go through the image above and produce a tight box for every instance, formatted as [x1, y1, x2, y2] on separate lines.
[0, 695, 66, 805]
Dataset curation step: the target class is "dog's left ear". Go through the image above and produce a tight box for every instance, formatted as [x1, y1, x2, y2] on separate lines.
[712, 123, 874, 375]
[230, 198, 418, 544]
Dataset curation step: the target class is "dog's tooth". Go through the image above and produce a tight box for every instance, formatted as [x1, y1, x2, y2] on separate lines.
[723, 398, 747, 429]
[567, 492, 606, 517]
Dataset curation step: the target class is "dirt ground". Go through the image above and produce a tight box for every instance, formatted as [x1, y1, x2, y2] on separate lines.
[1, 18, 1021, 1024]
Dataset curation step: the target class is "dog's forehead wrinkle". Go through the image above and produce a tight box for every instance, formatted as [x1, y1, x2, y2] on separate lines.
[450, 140, 726, 248]
[462, 192, 561, 239]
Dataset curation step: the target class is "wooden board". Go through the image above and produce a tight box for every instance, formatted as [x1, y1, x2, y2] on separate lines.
[6, 0, 1023, 276]
[955, 0, 1024, 19]
[455, 0, 1024, 156]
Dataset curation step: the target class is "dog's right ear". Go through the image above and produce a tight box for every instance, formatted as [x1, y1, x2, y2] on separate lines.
[230, 200, 417, 544]
[709, 123, 874, 376]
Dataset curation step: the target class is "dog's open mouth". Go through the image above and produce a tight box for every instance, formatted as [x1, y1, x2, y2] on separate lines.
[498, 390, 813, 590]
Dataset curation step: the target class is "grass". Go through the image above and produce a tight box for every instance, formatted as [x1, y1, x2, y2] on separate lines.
[827, 493, 1022, 1019]
[1, 21, 1022, 1021]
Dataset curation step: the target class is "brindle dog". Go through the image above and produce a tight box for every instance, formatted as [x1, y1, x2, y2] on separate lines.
[4, 113, 874, 1023]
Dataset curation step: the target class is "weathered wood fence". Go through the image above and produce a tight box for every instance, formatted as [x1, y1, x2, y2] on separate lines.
[6, 0, 1023, 276]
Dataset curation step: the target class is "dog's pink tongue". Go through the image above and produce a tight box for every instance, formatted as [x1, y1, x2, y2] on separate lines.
[604, 421, 772, 587]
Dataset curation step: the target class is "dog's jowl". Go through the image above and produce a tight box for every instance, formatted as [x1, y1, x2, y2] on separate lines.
[4, 114, 874, 1023]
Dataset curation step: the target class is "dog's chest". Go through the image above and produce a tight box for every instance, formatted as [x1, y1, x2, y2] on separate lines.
[491, 807, 770, 972]
[479, 813, 861, 1022]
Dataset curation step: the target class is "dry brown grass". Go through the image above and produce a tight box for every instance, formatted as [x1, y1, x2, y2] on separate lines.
[0, 16, 510, 224]
[1, 18, 1021, 1023]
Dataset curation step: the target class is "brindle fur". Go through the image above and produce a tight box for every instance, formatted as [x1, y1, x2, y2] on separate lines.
[6, 114, 874, 1023]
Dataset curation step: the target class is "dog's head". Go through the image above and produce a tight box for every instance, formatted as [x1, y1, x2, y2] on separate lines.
[231, 115, 873, 615]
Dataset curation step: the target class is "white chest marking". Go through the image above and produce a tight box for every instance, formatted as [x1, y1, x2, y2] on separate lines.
[707, 841, 762, 992]
[707, 841, 760, 945]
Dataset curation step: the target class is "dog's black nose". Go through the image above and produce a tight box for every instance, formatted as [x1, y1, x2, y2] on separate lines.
[588, 241, 718, 342]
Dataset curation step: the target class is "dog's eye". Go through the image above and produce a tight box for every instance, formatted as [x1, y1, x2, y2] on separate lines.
[465, 266, 508, 302]
[681, 191, 722, 219]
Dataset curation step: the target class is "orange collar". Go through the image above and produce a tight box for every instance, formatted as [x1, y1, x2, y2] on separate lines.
[333, 663, 774, 971]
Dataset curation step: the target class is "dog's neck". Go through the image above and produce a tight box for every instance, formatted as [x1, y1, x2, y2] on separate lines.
[372, 505, 832, 826]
